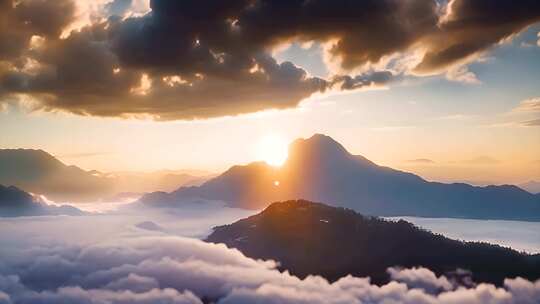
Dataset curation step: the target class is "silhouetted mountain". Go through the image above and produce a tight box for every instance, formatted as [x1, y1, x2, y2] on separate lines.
[105, 170, 210, 195]
[0, 149, 210, 202]
[141, 134, 540, 221]
[207, 200, 540, 285]
[0, 149, 113, 202]
[0, 184, 84, 217]
[141, 161, 280, 209]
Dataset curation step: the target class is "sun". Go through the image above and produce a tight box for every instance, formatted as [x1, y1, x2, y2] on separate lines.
[257, 134, 288, 167]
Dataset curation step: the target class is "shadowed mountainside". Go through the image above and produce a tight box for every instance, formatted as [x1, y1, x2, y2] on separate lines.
[206, 200, 540, 285]
[141, 134, 540, 221]
[0, 149, 209, 202]
[0, 149, 113, 202]
[0, 184, 84, 217]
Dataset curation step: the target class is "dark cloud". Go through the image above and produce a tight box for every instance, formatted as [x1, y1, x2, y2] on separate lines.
[232, 0, 439, 70]
[332, 71, 396, 90]
[416, 0, 540, 74]
[0, 0, 539, 120]
[0, 0, 75, 61]
[12, 0, 75, 38]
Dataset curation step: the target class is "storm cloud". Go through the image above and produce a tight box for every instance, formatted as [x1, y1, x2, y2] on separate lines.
[0, 0, 539, 120]
[0, 235, 539, 304]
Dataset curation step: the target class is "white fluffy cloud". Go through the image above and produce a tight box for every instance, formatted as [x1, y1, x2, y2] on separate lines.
[17, 287, 201, 304]
[387, 267, 454, 294]
[0, 235, 539, 304]
[513, 97, 540, 113]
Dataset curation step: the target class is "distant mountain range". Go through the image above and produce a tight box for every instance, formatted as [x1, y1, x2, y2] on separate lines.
[141, 134, 540, 221]
[207, 200, 540, 285]
[0, 149, 111, 202]
[0, 184, 83, 217]
[0, 149, 210, 202]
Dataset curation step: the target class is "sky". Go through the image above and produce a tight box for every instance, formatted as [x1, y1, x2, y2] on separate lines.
[0, 0, 539, 185]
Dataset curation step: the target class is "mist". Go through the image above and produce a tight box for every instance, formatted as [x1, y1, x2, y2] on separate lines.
[0, 206, 539, 303]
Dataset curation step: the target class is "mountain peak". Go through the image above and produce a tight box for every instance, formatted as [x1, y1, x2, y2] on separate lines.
[0, 148, 64, 168]
[0, 184, 37, 210]
[287, 134, 351, 166]
[138, 134, 540, 221]
[293, 134, 346, 149]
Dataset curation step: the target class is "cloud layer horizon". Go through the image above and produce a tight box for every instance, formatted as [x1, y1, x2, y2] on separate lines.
[0, 233, 539, 304]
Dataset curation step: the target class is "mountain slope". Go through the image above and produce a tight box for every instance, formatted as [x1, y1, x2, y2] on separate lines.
[0, 149, 210, 202]
[0, 149, 113, 202]
[206, 200, 540, 285]
[0, 184, 84, 217]
[141, 134, 540, 221]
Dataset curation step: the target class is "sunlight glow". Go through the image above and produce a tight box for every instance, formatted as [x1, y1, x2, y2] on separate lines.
[258, 134, 288, 167]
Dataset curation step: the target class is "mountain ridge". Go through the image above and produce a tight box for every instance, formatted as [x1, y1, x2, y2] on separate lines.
[140, 134, 540, 221]
[0, 184, 84, 217]
[0, 149, 210, 202]
[206, 200, 540, 285]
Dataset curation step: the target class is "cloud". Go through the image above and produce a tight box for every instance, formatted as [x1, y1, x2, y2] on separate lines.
[331, 71, 396, 90]
[511, 98, 540, 126]
[387, 267, 453, 294]
[0, 235, 539, 303]
[522, 118, 540, 127]
[513, 98, 540, 113]
[0, 0, 539, 120]
[414, 0, 540, 75]
[485, 97, 540, 128]
[0, 0, 75, 61]
[18, 287, 202, 304]
[218, 270, 540, 304]
[406, 159, 436, 164]
[445, 65, 481, 84]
